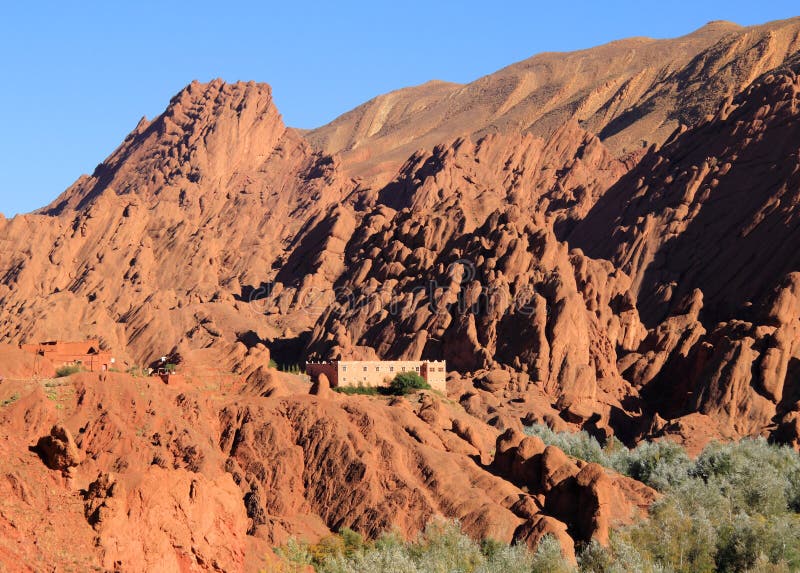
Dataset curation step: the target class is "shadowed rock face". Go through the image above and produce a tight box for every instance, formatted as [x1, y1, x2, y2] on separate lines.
[2, 17, 800, 569]
[572, 54, 800, 327]
[570, 56, 800, 446]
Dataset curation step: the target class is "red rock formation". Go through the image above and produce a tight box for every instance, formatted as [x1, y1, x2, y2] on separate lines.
[306, 128, 644, 437]
[572, 55, 800, 445]
[2, 32, 799, 451]
[490, 429, 657, 547]
[0, 80, 353, 370]
[34, 424, 83, 472]
[2, 18, 800, 570]
[0, 371, 654, 568]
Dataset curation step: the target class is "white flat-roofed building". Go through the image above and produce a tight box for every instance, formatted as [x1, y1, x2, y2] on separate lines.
[306, 359, 447, 392]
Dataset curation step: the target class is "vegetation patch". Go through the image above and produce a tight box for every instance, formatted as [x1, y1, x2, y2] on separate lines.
[55, 364, 82, 378]
[333, 385, 380, 396]
[274, 521, 571, 573]
[333, 373, 431, 397]
[0, 393, 19, 407]
[279, 363, 304, 375]
[524, 424, 800, 572]
[126, 365, 150, 377]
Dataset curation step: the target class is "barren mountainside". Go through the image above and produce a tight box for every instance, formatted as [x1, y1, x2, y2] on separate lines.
[1, 17, 800, 571]
[309, 18, 800, 184]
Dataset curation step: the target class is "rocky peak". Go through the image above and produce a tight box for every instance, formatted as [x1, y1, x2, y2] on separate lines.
[43, 80, 289, 215]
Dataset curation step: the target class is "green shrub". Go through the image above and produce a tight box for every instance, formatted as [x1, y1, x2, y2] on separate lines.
[127, 365, 149, 377]
[274, 538, 312, 570]
[621, 488, 718, 573]
[578, 540, 613, 572]
[278, 363, 305, 375]
[55, 364, 81, 377]
[532, 535, 574, 573]
[614, 439, 693, 490]
[311, 520, 571, 573]
[268, 359, 278, 369]
[524, 424, 609, 465]
[389, 372, 429, 395]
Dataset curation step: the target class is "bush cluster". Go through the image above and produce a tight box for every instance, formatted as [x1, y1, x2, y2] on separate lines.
[334, 385, 380, 396]
[55, 364, 81, 378]
[388, 372, 430, 395]
[524, 424, 800, 572]
[334, 373, 430, 397]
[278, 363, 304, 375]
[274, 521, 572, 573]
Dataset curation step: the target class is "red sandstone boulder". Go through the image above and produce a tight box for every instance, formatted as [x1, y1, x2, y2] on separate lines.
[35, 424, 82, 472]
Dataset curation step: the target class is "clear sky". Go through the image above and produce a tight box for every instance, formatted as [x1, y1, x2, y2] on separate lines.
[1, 1, 798, 216]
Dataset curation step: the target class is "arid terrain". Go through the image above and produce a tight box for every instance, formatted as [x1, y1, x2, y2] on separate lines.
[2, 16, 800, 572]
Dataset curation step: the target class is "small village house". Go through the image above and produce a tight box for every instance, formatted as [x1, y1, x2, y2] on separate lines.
[20, 340, 115, 373]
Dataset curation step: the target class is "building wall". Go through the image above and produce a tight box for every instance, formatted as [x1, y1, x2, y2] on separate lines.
[307, 360, 447, 392]
[306, 362, 339, 386]
[421, 361, 447, 390]
[19, 340, 114, 372]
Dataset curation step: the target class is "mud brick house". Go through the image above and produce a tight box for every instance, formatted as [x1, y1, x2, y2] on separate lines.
[20, 340, 115, 373]
[306, 360, 447, 392]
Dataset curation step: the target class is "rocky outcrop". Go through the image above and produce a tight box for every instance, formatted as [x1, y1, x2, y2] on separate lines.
[573, 55, 800, 327]
[490, 429, 657, 546]
[83, 469, 248, 572]
[305, 127, 645, 436]
[34, 424, 82, 472]
[0, 80, 353, 370]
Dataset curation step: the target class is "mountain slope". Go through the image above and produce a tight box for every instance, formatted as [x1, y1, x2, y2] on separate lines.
[0, 18, 799, 452]
[309, 18, 800, 184]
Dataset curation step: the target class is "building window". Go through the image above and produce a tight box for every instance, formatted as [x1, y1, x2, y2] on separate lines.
[401, 366, 406, 372]
[415, 366, 420, 372]
[375, 366, 380, 371]
[342, 365, 347, 372]
[363, 366, 367, 372]
[389, 366, 394, 372]
[343, 376, 347, 382]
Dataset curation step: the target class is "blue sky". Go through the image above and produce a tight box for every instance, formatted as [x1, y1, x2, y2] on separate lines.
[1, 1, 798, 216]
